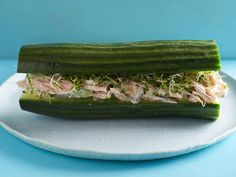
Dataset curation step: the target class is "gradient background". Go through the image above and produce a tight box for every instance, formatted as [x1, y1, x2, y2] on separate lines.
[0, 0, 236, 58]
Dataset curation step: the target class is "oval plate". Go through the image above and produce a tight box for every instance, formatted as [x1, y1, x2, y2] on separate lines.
[0, 73, 236, 161]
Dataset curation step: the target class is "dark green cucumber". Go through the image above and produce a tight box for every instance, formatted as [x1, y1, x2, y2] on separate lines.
[19, 93, 220, 120]
[17, 40, 221, 74]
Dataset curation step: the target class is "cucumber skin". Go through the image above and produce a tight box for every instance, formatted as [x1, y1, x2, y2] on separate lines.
[17, 40, 221, 74]
[19, 93, 220, 120]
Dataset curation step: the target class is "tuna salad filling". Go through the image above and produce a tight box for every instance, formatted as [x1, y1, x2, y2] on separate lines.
[17, 71, 228, 106]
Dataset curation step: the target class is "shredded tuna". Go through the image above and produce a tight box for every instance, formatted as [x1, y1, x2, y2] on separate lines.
[192, 91, 216, 103]
[169, 92, 182, 100]
[122, 81, 144, 102]
[51, 80, 74, 95]
[142, 88, 177, 103]
[32, 79, 74, 95]
[19, 71, 228, 105]
[193, 82, 206, 94]
[60, 80, 74, 91]
[133, 85, 144, 100]
[32, 80, 56, 94]
[72, 89, 93, 98]
[206, 88, 217, 100]
[211, 79, 228, 97]
[110, 88, 132, 103]
[156, 88, 167, 97]
[93, 91, 111, 100]
[85, 79, 95, 85]
[17, 79, 28, 89]
[142, 95, 177, 103]
[83, 80, 108, 92]
[188, 94, 205, 106]
[193, 82, 217, 103]
[208, 73, 218, 86]
[205, 72, 228, 97]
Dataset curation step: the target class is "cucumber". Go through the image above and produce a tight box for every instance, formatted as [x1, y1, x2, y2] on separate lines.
[17, 40, 221, 74]
[19, 92, 220, 120]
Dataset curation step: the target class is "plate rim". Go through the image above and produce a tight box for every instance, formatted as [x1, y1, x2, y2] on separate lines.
[0, 72, 236, 161]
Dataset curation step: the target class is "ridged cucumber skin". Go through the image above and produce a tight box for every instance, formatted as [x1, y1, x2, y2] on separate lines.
[17, 40, 221, 74]
[19, 93, 220, 120]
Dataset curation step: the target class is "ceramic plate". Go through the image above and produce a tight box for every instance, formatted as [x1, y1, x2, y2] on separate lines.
[0, 73, 236, 161]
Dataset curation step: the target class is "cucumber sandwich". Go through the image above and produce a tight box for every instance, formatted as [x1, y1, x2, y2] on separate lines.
[17, 40, 228, 119]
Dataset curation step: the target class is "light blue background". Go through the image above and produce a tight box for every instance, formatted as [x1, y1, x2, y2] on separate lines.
[1, 0, 236, 176]
[0, 0, 236, 58]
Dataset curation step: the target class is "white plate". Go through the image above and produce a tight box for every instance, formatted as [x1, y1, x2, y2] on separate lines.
[0, 73, 236, 161]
